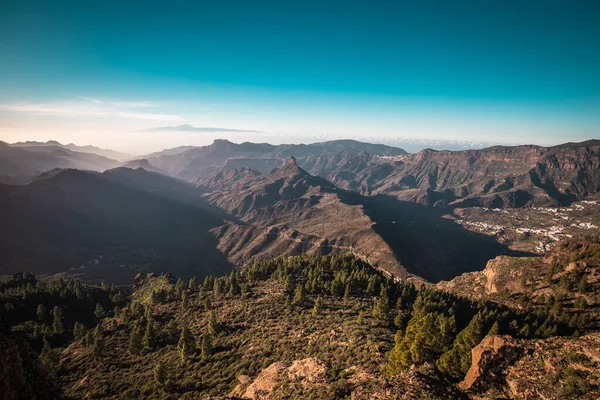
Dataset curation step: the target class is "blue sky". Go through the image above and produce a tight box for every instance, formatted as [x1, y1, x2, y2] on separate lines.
[1, 0, 599, 153]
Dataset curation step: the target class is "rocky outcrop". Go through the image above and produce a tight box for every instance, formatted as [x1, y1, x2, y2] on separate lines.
[436, 255, 537, 299]
[352, 363, 467, 400]
[460, 333, 600, 400]
[230, 358, 328, 399]
[230, 359, 466, 400]
[459, 335, 523, 391]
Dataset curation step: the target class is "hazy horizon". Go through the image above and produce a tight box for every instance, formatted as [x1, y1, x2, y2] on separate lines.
[4, 127, 589, 156]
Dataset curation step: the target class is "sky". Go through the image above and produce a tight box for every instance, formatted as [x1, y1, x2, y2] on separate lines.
[1, 0, 599, 154]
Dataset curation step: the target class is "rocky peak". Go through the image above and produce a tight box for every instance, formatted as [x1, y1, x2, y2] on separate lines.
[269, 156, 309, 180]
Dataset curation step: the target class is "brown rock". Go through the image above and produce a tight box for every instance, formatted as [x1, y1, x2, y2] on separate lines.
[459, 335, 522, 391]
[229, 358, 327, 399]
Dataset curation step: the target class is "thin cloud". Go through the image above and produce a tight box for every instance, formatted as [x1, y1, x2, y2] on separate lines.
[0, 99, 181, 122]
[139, 124, 265, 133]
[77, 97, 160, 108]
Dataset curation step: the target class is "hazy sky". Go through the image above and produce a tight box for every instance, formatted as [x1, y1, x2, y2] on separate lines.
[1, 0, 599, 153]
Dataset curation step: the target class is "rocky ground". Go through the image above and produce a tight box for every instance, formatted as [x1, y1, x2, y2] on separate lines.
[460, 333, 600, 400]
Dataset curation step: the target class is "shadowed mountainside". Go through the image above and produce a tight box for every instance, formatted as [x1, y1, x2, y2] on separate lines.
[0, 141, 120, 183]
[0, 168, 232, 284]
[11, 140, 132, 161]
[340, 193, 533, 282]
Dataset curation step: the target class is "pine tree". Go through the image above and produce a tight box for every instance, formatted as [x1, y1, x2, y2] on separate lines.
[201, 333, 213, 360]
[488, 321, 500, 336]
[284, 276, 294, 294]
[373, 286, 390, 320]
[143, 318, 157, 350]
[94, 303, 106, 318]
[83, 331, 94, 347]
[436, 312, 487, 379]
[213, 279, 222, 297]
[394, 312, 406, 329]
[343, 282, 352, 302]
[179, 341, 189, 363]
[207, 311, 218, 336]
[33, 324, 42, 339]
[182, 291, 189, 310]
[356, 311, 365, 325]
[175, 278, 185, 298]
[93, 325, 105, 358]
[52, 306, 64, 335]
[178, 327, 196, 361]
[574, 296, 588, 310]
[293, 284, 306, 305]
[560, 275, 572, 292]
[73, 321, 86, 340]
[330, 277, 344, 297]
[188, 276, 198, 291]
[518, 323, 532, 338]
[366, 276, 379, 296]
[36, 304, 47, 322]
[387, 293, 457, 377]
[312, 296, 323, 315]
[154, 362, 167, 387]
[40, 337, 59, 373]
[129, 327, 143, 355]
[229, 272, 241, 296]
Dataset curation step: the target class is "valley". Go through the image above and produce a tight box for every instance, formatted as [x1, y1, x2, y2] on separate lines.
[2, 138, 599, 285]
[1, 138, 600, 400]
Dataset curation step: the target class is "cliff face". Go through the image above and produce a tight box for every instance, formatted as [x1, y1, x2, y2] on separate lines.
[0, 321, 61, 400]
[305, 141, 600, 208]
[460, 333, 600, 400]
[437, 236, 600, 317]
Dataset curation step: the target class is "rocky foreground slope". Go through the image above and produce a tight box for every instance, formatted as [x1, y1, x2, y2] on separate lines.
[2, 241, 598, 400]
[221, 332, 600, 400]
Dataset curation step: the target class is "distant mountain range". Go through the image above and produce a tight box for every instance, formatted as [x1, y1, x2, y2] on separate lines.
[0, 137, 599, 283]
[0, 141, 122, 184]
[144, 138, 408, 179]
[140, 138, 599, 208]
[10, 140, 132, 161]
